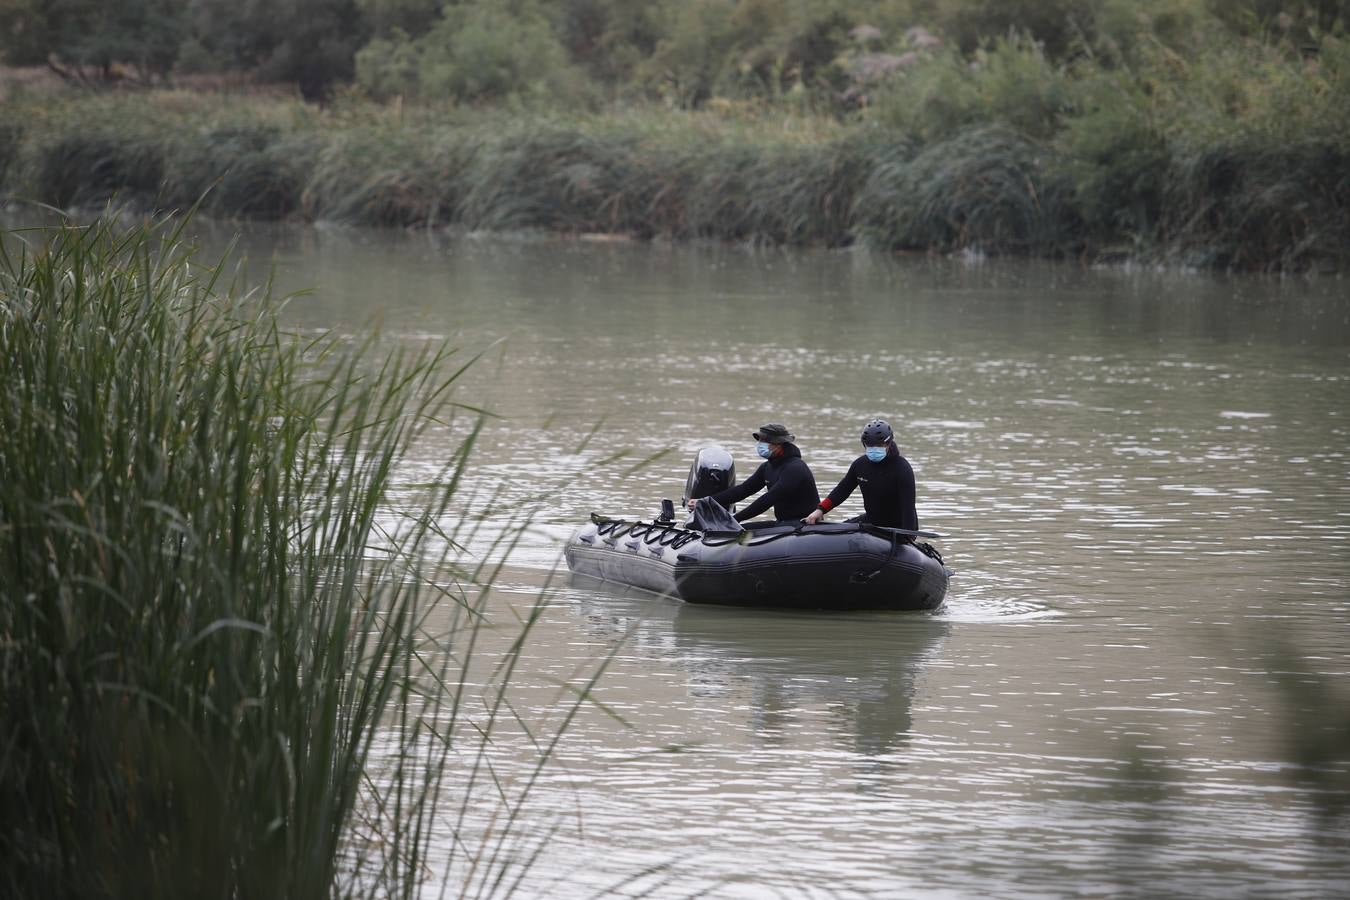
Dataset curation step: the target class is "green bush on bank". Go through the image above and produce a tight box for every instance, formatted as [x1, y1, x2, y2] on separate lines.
[870, 36, 1076, 144]
[3, 0, 1346, 110]
[357, 0, 594, 107]
[1058, 75, 1170, 252]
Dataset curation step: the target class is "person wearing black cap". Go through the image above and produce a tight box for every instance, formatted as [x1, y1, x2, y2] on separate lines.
[687, 422, 820, 524]
[802, 418, 918, 531]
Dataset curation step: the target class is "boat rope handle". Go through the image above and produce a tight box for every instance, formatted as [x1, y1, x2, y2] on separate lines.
[915, 541, 945, 564]
[591, 514, 701, 549]
[592, 514, 939, 552]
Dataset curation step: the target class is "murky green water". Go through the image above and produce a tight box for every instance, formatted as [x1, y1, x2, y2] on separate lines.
[185, 223, 1350, 895]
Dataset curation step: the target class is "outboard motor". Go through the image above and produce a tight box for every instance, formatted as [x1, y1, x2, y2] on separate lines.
[681, 446, 735, 509]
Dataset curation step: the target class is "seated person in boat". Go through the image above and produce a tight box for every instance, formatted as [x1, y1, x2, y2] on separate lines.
[802, 418, 919, 531]
[687, 422, 820, 524]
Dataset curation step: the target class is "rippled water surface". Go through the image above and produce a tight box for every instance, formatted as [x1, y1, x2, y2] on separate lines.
[220, 225, 1349, 897]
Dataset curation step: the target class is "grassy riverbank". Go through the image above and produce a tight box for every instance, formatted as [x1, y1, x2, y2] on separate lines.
[2, 22, 1347, 272]
[0, 216, 575, 896]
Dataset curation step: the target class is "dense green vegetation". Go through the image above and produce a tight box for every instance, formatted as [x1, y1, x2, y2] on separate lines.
[3, 0, 1344, 105]
[0, 215, 577, 896]
[1, 0, 1347, 270]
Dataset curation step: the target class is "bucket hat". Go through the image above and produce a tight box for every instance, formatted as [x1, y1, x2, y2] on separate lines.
[751, 423, 794, 444]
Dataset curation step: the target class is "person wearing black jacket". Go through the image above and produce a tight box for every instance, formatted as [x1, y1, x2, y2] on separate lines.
[688, 422, 820, 523]
[803, 418, 918, 531]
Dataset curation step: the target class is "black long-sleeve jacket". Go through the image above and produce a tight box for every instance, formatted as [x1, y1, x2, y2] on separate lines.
[817, 446, 918, 530]
[711, 442, 820, 522]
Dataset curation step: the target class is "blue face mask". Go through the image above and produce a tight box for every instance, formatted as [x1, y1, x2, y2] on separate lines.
[865, 446, 887, 463]
[756, 442, 773, 459]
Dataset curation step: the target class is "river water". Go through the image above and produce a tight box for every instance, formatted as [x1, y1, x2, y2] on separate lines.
[212, 225, 1349, 897]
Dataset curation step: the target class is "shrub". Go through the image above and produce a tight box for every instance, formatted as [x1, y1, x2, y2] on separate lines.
[357, 0, 593, 106]
[871, 36, 1077, 143]
[1161, 138, 1350, 271]
[659, 129, 880, 244]
[1091, 0, 1211, 62]
[856, 124, 1081, 257]
[1207, 0, 1349, 43]
[355, 30, 426, 99]
[637, 0, 738, 108]
[931, 0, 1098, 60]
[1059, 72, 1170, 249]
[1146, 31, 1350, 149]
[301, 125, 456, 226]
[159, 126, 317, 219]
[34, 133, 165, 209]
[455, 125, 642, 232]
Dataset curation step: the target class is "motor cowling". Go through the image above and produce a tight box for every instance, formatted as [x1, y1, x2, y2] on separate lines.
[681, 446, 735, 509]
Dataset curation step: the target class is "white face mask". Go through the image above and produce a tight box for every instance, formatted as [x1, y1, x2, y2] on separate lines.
[756, 442, 773, 459]
[865, 446, 887, 463]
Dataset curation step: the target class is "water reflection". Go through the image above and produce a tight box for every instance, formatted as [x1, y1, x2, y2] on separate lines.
[670, 605, 949, 757]
[569, 575, 948, 758]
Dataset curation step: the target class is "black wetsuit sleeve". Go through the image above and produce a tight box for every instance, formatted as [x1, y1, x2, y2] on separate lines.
[896, 457, 918, 530]
[735, 458, 809, 521]
[823, 459, 862, 511]
[712, 463, 765, 508]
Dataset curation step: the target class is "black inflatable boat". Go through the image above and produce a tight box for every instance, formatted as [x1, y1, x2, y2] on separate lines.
[564, 515, 949, 610]
[563, 447, 951, 611]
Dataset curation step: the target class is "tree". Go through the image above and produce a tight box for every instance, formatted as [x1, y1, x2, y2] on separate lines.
[357, 0, 588, 105]
[0, 0, 184, 81]
[187, 0, 368, 101]
[555, 0, 665, 85]
[355, 0, 441, 38]
[931, 0, 1097, 60]
[0, 0, 51, 67]
[1207, 0, 1349, 41]
[642, 0, 743, 107]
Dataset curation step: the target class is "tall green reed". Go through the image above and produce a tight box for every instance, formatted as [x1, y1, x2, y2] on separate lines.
[163, 126, 316, 220]
[856, 125, 1081, 258]
[0, 122, 22, 186]
[4, 74, 1346, 270]
[35, 132, 166, 210]
[0, 213, 578, 898]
